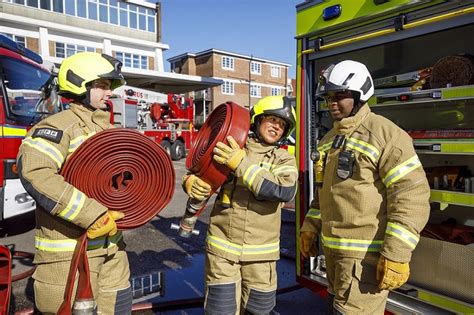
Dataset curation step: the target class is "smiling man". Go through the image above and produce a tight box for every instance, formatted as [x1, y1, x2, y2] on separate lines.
[182, 96, 298, 315]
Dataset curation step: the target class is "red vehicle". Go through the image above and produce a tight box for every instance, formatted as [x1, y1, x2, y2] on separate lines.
[0, 34, 61, 221]
[111, 85, 197, 161]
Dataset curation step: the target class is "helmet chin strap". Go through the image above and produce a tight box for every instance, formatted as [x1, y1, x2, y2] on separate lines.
[349, 91, 364, 116]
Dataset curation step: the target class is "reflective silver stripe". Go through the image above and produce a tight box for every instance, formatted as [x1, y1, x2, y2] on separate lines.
[383, 155, 421, 187]
[68, 132, 96, 153]
[207, 235, 279, 255]
[259, 162, 272, 170]
[306, 208, 321, 219]
[272, 165, 298, 176]
[321, 234, 383, 252]
[58, 188, 85, 221]
[243, 164, 264, 187]
[35, 232, 122, 252]
[386, 222, 419, 249]
[346, 137, 380, 163]
[22, 137, 64, 167]
[318, 140, 333, 152]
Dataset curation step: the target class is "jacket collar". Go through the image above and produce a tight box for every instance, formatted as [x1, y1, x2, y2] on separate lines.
[246, 137, 277, 154]
[333, 104, 371, 136]
[70, 103, 111, 131]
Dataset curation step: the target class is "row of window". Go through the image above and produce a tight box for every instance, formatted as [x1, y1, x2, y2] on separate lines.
[221, 56, 283, 78]
[6, 0, 156, 33]
[221, 81, 283, 97]
[115, 51, 148, 70]
[55, 42, 96, 58]
[4, 33, 26, 47]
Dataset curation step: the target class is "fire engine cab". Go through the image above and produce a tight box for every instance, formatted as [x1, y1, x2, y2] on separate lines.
[110, 85, 196, 161]
[0, 34, 61, 221]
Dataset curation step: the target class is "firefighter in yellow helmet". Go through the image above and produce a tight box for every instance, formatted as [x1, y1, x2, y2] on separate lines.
[183, 96, 298, 314]
[300, 60, 430, 314]
[17, 52, 132, 314]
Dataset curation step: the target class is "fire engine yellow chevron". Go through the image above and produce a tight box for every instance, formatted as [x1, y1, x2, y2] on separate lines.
[386, 222, 419, 249]
[322, 234, 383, 252]
[58, 188, 86, 221]
[22, 137, 64, 168]
[345, 137, 380, 163]
[243, 164, 264, 188]
[383, 155, 421, 188]
[2, 124, 27, 138]
[68, 132, 96, 153]
[306, 208, 321, 219]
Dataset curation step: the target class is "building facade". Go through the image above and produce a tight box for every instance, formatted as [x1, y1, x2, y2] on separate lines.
[168, 49, 291, 123]
[0, 0, 221, 93]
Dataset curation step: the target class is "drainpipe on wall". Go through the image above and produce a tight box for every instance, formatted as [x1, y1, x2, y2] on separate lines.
[249, 54, 253, 109]
[156, 2, 162, 43]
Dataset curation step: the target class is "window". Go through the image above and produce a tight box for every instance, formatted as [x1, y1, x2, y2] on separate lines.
[65, 0, 75, 15]
[250, 61, 261, 75]
[271, 87, 282, 96]
[55, 42, 65, 58]
[4, 34, 26, 48]
[271, 65, 281, 78]
[221, 81, 234, 95]
[115, 51, 148, 70]
[250, 85, 261, 98]
[88, 0, 98, 20]
[55, 42, 94, 58]
[221, 56, 234, 70]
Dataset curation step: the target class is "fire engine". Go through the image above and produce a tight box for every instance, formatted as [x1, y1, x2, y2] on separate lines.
[295, 1, 473, 314]
[0, 34, 61, 221]
[110, 85, 196, 161]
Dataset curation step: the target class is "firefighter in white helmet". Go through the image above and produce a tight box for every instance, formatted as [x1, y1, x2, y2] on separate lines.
[300, 60, 430, 314]
[183, 96, 298, 314]
[17, 52, 132, 314]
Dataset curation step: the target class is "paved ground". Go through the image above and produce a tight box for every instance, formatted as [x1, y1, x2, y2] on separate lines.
[2, 159, 327, 314]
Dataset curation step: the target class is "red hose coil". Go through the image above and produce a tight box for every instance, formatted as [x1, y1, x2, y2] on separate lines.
[186, 102, 250, 190]
[60, 128, 175, 229]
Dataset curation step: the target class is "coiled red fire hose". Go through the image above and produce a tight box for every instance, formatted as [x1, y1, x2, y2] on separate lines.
[174, 102, 249, 238]
[58, 128, 175, 313]
[186, 101, 250, 191]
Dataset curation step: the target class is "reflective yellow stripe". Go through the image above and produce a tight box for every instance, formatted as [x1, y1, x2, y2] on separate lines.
[243, 164, 264, 188]
[58, 188, 86, 221]
[68, 132, 96, 153]
[383, 155, 421, 187]
[35, 233, 122, 252]
[272, 165, 298, 176]
[207, 235, 279, 256]
[346, 137, 380, 163]
[259, 161, 272, 170]
[2, 125, 27, 138]
[22, 137, 64, 168]
[306, 208, 321, 219]
[322, 234, 383, 252]
[386, 222, 419, 249]
[318, 140, 333, 152]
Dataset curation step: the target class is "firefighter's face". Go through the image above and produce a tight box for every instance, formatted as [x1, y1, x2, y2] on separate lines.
[89, 79, 113, 110]
[258, 115, 286, 144]
[325, 90, 354, 121]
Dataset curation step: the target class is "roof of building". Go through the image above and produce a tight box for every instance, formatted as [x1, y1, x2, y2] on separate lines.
[167, 49, 291, 67]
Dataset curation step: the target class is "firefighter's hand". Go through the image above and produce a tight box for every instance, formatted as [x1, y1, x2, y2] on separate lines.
[213, 136, 246, 171]
[376, 255, 410, 290]
[87, 211, 124, 239]
[184, 174, 212, 201]
[300, 231, 318, 258]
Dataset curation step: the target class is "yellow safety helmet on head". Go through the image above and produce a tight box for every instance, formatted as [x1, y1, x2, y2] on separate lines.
[58, 52, 125, 96]
[250, 96, 296, 145]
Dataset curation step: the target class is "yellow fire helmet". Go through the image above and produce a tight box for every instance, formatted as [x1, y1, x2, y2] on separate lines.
[58, 52, 125, 96]
[250, 95, 296, 145]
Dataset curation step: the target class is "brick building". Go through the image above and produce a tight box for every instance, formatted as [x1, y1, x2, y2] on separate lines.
[168, 49, 291, 124]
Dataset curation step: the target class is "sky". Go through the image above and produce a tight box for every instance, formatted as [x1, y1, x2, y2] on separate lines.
[155, 0, 302, 79]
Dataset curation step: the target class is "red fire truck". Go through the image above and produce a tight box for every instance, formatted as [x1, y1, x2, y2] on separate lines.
[0, 34, 61, 221]
[110, 85, 197, 161]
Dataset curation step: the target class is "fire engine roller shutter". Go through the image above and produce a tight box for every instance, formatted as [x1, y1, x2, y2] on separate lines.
[186, 101, 250, 190]
[60, 128, 175, 229]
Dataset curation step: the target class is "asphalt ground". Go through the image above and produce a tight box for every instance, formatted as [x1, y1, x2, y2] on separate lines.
[1, 159, 327, 314]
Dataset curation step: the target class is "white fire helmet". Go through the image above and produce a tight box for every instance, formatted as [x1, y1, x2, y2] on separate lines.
[316, 60, 374, 103]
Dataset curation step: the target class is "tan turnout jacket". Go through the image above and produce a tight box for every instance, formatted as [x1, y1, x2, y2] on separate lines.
[301, 105, 430, 262]
[17, 103, 123, 263]
[205, 137, 298, 262]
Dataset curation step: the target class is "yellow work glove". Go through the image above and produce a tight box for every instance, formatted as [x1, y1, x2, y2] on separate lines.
[213, 136, 246, 171]
[300, 231, 318, 258]
[184, 174, 212, 201]
[376, 255, 410, 290]
[87, 210, 124, 239]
